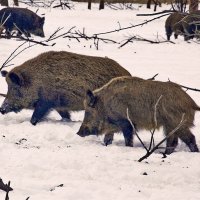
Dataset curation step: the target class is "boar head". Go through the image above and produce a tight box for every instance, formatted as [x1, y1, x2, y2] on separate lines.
[0, 71, 38, 114]
[32, 17, 45, 37]
[77, 90, 118, 137]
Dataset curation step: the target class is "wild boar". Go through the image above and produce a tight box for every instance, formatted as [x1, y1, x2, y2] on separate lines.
[165, 12, 186, 40]
[77, 76, 200, 154]
[0, 7, 45, 38]
[181, 11, 200, 40]
[0, 51, 131, 125]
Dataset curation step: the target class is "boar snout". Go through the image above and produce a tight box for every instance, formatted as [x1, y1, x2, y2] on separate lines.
[77, 126, 98, 137]
[0, 100, 13, 114]
[0, 107, 6, 114]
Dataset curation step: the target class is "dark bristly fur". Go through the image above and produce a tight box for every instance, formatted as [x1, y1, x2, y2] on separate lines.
[165, 12, 185, 40]
[0, 51, 131, 125]
[0, 7, 45, 38]
[77, 76, 199, 154]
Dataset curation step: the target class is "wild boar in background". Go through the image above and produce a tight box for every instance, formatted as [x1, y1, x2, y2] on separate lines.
[181, 10, 200, 40]
[77, 76, 199, 154]
[0, 7, 45, 38]
[165, 12, 185, 40]
[0, 51, 131, 125]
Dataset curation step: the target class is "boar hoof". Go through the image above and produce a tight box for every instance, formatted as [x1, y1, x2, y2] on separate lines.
[30, 118, 38, 126]
[103, 133, 114, 146]
[104, 139, 112, 146]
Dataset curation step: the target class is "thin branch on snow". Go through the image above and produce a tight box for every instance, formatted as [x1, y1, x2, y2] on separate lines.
[138, 114, 186, 162]
[0, 26, 76, 70]
[119, 34, 175, 48]
[126, 108, 149, 152]
[168, 79, 200, 92]
[136, 10, 175, 17]
[126, 97, 185, 162]
[153, 95, 163, 128]
[148, 95, 163, 150]
[94, 13, 171, 36]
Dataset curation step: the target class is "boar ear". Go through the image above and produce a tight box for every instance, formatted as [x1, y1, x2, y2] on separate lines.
[1, 70, 8, 77]
[86, 90, 97, 107]
[8, 72, 23, 86]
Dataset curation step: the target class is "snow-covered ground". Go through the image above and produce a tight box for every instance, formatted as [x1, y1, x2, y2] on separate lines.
[0, 2, 200, 200]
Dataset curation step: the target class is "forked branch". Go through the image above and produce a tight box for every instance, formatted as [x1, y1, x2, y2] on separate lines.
[138, 114, 186, 162]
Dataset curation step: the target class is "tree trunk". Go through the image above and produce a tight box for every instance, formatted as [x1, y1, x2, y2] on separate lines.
[13, 0, 19, 6]
[0, 0, 8, 6]
[189, 0, 199, 13]
[88, 0, 92, 9]
[147, 0, 151, 9]
[99, 0, 104, 10]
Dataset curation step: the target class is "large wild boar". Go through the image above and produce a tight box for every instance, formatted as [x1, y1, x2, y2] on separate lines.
[77, 76, 200, 154]
[0, 7, 45, 38]
[165, 12, 185, 40]
[0, 51, 131, 125]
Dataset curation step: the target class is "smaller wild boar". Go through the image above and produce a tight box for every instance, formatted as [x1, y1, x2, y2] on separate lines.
[0, 7, 45, 38]
[77, 76, 200, 154]
[181, 11, 200, 40]
[0, 51, 131, 125]
[165, 12, 185, 40]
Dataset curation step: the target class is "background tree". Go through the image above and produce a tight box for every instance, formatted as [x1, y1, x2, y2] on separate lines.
[13, 0, 19, 6]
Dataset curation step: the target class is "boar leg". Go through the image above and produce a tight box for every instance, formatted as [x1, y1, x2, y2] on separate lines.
[118, 119, 134, 147]
[56, 108, 71, 122]
[30, 100, 52, 125]
[177, 129, 199, 153]
[104, 133, 114, 146]
[164, 126, 179, 154]
[165, 135, 178, 155]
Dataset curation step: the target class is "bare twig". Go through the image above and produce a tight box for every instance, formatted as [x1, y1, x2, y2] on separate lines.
[138, 114, 186, 162]
[0, 93, 6, 97]
[137, 10, 175, 16]
[126, 108, 149, 152]
[0, 26, 75, 70]
[119, 35, 175, 48]
[0, 179, 13, 192]
[179, 84, 200, 92]
[95, 13, 171, 36]
[148, 73, 159, 80]
[153, 95, 163, 128]
[168, 79, 200, 92]
[5, 181, 11, 200]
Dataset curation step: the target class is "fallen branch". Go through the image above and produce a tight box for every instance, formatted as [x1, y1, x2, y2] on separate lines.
[119, 35, 175, 48]
[136, 10, 175, 16]
[138, 114, 186, 162]
[168, 78, 200, 92]
[0, 26, 75, 70]
[179, 84, 200, 92]
[126, 108, 149, 152]
[95, 13, 171, 36]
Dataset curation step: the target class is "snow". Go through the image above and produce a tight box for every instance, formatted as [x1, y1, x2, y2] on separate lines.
[0, 2, 200, 200]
